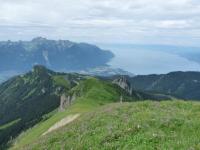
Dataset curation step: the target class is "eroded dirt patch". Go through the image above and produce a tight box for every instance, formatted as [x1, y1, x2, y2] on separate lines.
[42, 114, 80, 136]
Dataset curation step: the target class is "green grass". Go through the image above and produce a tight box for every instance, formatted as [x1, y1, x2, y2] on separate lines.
[10, 78, 121, 149]
[0, 119, 21, 130]
[10, 109, 76, 150]
[52, 75, 69, 89]
[17, 100, 200, 150]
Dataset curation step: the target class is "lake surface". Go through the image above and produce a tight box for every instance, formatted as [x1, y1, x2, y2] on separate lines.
[99, 44, 200, 75]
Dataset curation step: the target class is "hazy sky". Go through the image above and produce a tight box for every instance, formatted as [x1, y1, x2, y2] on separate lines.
[0, 0, 200, 46]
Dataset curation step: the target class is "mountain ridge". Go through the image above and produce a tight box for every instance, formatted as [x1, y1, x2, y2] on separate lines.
[130, 71, 200, 100]
[0, 65, 163, 148]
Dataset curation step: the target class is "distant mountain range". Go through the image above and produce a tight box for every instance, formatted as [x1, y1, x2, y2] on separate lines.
[0, 37, 114, 75]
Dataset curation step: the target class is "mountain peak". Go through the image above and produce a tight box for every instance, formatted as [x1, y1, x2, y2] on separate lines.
[32, 37, 48, 42]
[33, 65, 47, 71]
[32, 65, 54, 77]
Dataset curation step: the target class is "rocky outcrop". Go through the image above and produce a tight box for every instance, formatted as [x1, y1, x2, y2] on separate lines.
[59, 93, 77, 111]
[112, 76, 133, 95]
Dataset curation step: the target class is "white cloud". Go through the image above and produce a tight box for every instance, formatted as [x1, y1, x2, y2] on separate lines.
[155, 20, 191, 29]
[0, 0, 199, 45]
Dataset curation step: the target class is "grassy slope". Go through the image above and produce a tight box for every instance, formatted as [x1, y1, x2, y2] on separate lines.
[10, 77, 200, 150]
[20, 101, 200, 150]
[0, 119, 21, 130]
[10, 78, 122, 149]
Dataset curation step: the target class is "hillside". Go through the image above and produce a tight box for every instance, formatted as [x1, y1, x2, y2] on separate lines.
[130, 71, 200, 100]
[8, 77, 127, 149]
[0, 65, 88, 148]
[11, 101, 200, 150]
[0, 66, 159, 149]
[1, 66, 200, 149]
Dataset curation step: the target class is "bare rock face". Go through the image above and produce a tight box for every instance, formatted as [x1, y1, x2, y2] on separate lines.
[59, 93, 77, 111]
[59, 94, 68, 111]
[112, 76, 132, 95]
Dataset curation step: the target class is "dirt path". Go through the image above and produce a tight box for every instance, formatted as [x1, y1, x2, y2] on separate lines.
[42, 114, 80, 136]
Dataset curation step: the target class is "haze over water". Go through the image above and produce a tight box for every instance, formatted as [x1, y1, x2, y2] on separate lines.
[99, 44, 200, 75]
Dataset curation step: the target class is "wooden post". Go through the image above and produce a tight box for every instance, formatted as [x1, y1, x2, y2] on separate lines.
[120, 94, 123, 103]
[120, 75, 124, 103]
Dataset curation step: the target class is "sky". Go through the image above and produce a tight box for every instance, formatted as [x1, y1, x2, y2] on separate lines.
[0, 0, 200, 46]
